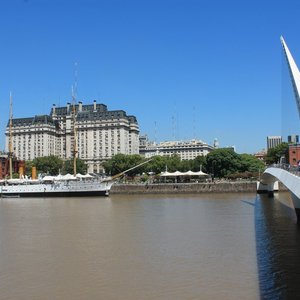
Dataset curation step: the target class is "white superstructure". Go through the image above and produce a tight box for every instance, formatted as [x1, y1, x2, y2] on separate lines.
[0, 176, 114, 197]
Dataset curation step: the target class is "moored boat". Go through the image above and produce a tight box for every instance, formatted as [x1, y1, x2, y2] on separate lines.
[0, 175, 114, 198]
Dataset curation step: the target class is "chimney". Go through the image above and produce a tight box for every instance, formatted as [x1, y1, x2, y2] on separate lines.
[79, 101, 83, 112]
[52, 104, 56, 115]
[93, 100, 97, 112]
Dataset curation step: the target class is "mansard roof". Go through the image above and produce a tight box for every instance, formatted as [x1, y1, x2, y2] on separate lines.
[51, 101, 138, 124]
[128, 115, 138, 124]
[76, 109, 128, 121]
[8, 101, 138, 127]
[9, 115, 56, 127]
[50, 103, 108, 116]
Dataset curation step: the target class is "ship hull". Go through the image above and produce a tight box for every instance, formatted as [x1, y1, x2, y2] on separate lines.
[1, 190, 109, 198]
[0, 180, 113, 198]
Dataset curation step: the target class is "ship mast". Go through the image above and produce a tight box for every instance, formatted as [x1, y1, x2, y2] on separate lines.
[72, 86, 78, 177]
[9, 92, 13, 179]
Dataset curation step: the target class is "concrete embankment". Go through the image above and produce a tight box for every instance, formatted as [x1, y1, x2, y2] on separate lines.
[110, 181, 260, 194]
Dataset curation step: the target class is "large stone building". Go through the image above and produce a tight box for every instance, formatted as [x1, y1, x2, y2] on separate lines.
[5, 100, 139, 173]
[139, 136, 214, 160]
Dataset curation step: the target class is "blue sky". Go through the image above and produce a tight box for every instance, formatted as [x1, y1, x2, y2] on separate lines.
[0, 0, 300, 153]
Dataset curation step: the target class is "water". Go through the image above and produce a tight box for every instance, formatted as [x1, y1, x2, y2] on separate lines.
[256, 192, 300, 299]
[0, 192, 298, 299]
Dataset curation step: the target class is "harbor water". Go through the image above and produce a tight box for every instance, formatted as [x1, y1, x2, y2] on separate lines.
[0, 192, 299, 299]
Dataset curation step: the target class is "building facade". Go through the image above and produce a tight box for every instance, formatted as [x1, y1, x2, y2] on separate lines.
[0, 152, 25, 179]
[288, 135, 299, 144]
[6, 101, 139, 173]
[139, 137, 214, 160]
[267, 136, 282, 150]
[289, 145, 300, 166]
[254, 149, 267, 161]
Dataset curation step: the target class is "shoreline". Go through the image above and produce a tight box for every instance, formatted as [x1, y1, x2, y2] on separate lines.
[110, 181, 262, 194]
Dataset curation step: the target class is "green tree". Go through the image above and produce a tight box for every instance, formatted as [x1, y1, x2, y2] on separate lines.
[64, 158, 87, 175]
[104, 154, 208, 177]
[206, 148, 242, 177]
[144, 155, 182, 174]
[144, 155, 167, 174]
[239, 153, 265, 173]
[102, 154, 144, 176]
[165, 154, 181, 172]
[179, 159, 194, 172]
[126, 154, 145, 176]
[191, 155, 207, 172]
[265, 142, 289, 165]
[33, 156, 64, 175]
[225, 153, 266, 180]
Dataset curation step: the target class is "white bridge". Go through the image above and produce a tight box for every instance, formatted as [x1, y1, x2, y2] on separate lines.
[257, 165, 300, 218]
[255, 37, 300, 220]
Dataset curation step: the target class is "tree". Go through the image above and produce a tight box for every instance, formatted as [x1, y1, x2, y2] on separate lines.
[103, 154, 208, 177]
[165, 154, 181, 172]
[224, 153, 266, 180]
[102, 154, 144, 176]
[239, 153, 265, 173]
[144, 155, 167, 174]
[33, 156, 64, 175]
[144, 155, 182, 173]
[206, 148, 242, 177]
[179, 159, 194, 172]
[265, 142, 289, 165]
[126, 154, 145, 176]
[191, 155, 207, 172]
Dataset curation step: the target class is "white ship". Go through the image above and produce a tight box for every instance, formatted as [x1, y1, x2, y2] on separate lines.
[0, 174, 114, 198]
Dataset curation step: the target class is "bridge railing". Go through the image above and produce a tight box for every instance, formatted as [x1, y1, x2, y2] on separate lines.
[269, 163, 300, 177]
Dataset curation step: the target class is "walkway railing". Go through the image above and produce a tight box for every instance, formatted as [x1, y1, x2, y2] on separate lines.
[269, 163, 300, 177]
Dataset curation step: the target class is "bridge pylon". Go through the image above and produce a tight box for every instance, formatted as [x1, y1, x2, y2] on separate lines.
[258, 166, 300, 221]
[257, 181, 279, 196]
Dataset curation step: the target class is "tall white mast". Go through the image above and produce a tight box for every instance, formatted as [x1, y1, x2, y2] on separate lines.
[72, 62, 79, 177]
[71, 86, 78, 177]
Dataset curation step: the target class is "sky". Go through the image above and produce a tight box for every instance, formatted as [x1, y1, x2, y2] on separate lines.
[0, 0, 300, 154]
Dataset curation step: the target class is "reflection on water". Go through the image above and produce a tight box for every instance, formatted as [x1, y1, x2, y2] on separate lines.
[0, 194, 259, 300]
[255, 192, 300, 300]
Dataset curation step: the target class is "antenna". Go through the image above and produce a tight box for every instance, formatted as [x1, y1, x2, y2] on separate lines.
[193, 106, 196, 139]
[172, 101, 179, 141]
[74, 62, 78, 100]
[154, 121, 157, 144]
[172, 115, 175, 141]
